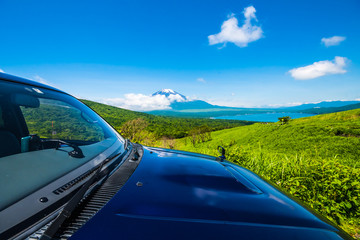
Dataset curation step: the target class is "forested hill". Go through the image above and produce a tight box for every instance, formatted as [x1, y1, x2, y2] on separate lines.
[81, 100, 251, 139]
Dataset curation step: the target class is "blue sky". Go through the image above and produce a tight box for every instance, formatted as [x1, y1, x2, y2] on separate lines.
[1, 0, 359, 110]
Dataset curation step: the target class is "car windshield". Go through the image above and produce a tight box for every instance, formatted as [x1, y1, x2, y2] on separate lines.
[0, 80, 123, 210]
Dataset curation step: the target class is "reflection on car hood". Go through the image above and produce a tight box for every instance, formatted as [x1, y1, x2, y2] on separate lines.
[70, 147, 349, 240]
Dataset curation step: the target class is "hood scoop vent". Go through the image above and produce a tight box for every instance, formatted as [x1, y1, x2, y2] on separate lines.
[223, 165, 262, 194]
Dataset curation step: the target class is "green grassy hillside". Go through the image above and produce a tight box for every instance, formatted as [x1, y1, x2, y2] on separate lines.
[173, 109, 360, 237]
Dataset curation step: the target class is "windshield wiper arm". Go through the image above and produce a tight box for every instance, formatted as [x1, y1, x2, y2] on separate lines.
[40, 161, 105, 240]
[42, 139, 84, 158]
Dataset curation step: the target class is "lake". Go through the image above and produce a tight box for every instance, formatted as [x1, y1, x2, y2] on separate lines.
[213, 112, 316, 122]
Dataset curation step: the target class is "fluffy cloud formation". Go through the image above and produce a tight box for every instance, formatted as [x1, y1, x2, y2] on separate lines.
[208, 6, 263, 48]
[321, 36, 346, 47]
[165, 94, 186, 103]
[0, 69, 4, 73]
[197, 78, 206, 83]
[289, 56, 348, 80]
[103, 93, 186, 111]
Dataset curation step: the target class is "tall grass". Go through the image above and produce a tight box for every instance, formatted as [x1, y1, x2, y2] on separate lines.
[172, 142, 360, 237]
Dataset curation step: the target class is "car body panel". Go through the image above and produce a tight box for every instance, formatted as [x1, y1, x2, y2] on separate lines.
[69, 147, 350, 240]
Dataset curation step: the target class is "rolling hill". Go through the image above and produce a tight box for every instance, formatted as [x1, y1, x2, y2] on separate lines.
[175, 109, 360, 164]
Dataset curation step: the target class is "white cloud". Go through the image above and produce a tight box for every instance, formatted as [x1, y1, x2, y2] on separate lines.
[289, 56, 348, 80]
[0, 69, 4, 73]
[208, 6, 263, 48]
[102, 93, 187, 111]
[197, 78, 206, 83]
[321, 36, 346, 47]
[168, 93, 186, 102]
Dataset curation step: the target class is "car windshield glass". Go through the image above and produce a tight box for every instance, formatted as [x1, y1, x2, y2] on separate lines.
[0, 80, 123, 210]
[21, 98, 105, 142]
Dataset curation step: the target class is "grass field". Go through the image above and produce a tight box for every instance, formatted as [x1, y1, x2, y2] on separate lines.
[168, 109, 360, 238]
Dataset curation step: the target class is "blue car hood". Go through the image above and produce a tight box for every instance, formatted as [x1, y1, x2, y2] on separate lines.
[70, 147, 348, 240]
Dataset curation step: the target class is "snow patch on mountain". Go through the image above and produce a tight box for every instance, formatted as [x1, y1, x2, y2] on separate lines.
[152, 89, 187, 102]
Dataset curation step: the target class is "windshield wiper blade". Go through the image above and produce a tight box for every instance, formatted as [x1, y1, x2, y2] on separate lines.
[42, 139, 84, 158]
[40, 161, 105, 240]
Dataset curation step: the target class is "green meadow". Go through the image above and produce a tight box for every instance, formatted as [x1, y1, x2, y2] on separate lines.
[170, 109, 360, 237]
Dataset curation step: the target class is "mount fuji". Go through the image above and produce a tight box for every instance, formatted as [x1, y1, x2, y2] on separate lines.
[151, 89, 224, 111]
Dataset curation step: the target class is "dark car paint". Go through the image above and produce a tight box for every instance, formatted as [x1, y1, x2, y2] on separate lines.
[69, 147, 352, 240]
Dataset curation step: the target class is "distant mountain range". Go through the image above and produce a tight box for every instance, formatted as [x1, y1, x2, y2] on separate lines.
[146, 89, 360, 118]
[296, 102, 360, 114]
[281, 101, 360, 111]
